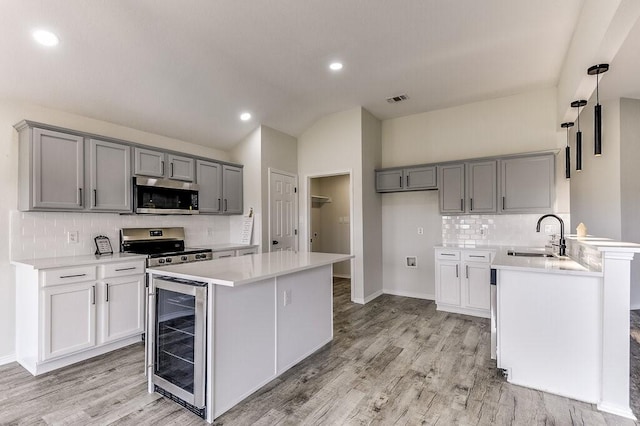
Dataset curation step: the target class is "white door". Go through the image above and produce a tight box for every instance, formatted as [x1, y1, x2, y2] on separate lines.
[465, 263, 491, 310]
[270, 171, 297, 251]
[436, 262, 461, 306]
[98, 276, 145, 344]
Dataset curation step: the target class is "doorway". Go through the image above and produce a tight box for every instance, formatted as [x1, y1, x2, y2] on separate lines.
[309, 174, 351, 279]
[269, 169, 298, 252]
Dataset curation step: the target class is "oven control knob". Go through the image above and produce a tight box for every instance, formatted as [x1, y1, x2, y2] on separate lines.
[158, 259, 165, 264]
[181, 256, 188, 261]
[165, 258, 172, 263]
[195, 254, 203, 259]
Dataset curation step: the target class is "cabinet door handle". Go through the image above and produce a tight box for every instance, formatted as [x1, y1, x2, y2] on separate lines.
[171, 162, 174, 177]
[93, 189, 97, 207]
[105, 283, 110, 302]
[161, 161, 165, 176]
[59, 273, 87, 279]
[224, 199, 228, 212]
[456, 264, 459, 278]
[460, 199, 464, 211]
[466, 265, 469, 278]
[441, 253, 455, 256]
[406, 175, 410, 187]
[217, 198, 221, 211]
[502, 196, 506, 210]
[78, 188, 83, 206]
[115, 267, 136, 272]
[92, 285, 96, 305]
[399, 176, 402, 187]
[469, 255, 485, 258]
[470, 198, 473, 211]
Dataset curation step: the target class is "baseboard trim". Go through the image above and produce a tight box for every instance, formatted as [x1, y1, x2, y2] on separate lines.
[363, 290, 383, 304]
[383, 289, 435, 301]
[0, 353, 16, 366]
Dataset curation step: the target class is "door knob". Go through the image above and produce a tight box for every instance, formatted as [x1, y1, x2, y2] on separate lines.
[272, 240, 279, 245]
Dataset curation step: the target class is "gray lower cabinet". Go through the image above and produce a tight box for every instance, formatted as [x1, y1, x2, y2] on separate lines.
[17, 126, 85, 211]
[222, 165, 243, 214]
[88, 139, 132, 212]
[501, 154, 554, 213]
[196, 160, 223, 213]
[375, 166, 436, 192]
[439, 164, 465, 213]
[466, 161, 497, 213]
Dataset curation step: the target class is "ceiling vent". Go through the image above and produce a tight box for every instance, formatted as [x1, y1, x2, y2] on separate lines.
[386, 94, 409, 104]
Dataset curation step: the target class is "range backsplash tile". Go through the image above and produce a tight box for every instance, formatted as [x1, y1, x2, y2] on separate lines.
[442, 213, 570, 247]
[10, 211, 230, 260]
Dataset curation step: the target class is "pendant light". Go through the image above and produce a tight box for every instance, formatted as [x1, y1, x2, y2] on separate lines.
[571, 100, 587, 172]
[587, 64, 609, 156]
[561, 122, 574, 179]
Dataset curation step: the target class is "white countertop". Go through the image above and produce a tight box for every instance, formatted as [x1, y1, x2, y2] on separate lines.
[201, 243, 259, 252]
[491, 248, 602, 277]
[147, 251, 354, 287]
[434, 244, 500, 251]
[11, 252, 147, 270]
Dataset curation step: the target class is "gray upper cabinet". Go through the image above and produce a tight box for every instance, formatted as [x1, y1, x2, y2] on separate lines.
[167, 154, 194, 182]
[500, 154, 555, 213]
[196, 160, 222, 213]
[375, 165, 436, 192]
[88, 139, 131, 212]
[134, 148, 194, 182]
[439, 164, 465, 213]
[376, 169, 403, 192]
[405, 166, 437, 190]
[134, 147, 164, 177]
[17, 126, 85, 211]
[466, 161, 497, 214]
[222, 165, 243, 214]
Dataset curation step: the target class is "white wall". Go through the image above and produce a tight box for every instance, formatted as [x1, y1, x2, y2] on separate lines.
[570, 98, 622, 240]
[0, 99, 231, 361]
[381, 88, 568, 300]
[298, 107, 370, 302]
[261, 126, 298, 250]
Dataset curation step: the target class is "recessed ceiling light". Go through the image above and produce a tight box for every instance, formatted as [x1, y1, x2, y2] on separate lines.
[329, 62, 343, 71]
[33, 30, 59, 47]
[240, 112, 251, 121]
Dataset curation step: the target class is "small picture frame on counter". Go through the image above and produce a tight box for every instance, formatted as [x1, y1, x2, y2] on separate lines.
[94, 235, 113, 255]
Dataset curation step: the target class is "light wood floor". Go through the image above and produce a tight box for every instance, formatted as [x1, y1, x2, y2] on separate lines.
[1, 278, 638, 425]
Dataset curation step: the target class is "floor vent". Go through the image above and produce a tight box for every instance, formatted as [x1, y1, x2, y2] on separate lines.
[386, 94, 409, 103]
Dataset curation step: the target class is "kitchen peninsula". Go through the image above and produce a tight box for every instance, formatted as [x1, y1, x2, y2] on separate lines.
[492, 236, 640, 420]
[145, 251, 353, 423]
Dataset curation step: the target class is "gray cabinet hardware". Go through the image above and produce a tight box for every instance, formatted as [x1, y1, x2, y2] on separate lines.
[115, 267, 136, 272]
[59, 273, 87, 279]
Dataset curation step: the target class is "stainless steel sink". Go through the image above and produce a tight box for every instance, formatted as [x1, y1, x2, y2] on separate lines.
[507, 250, 555, 258]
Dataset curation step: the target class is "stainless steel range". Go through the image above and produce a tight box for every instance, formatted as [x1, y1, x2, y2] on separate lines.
[120, 227, 213, 266]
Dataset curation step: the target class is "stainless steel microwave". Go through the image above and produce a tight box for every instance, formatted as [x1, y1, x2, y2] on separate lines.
[133, 177, 199, 215]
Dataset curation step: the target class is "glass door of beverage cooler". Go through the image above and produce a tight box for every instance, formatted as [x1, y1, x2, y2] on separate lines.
[152, 277, 206, 408]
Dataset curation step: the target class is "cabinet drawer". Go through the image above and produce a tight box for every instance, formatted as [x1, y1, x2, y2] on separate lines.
[212, 250, 236, 259]
[42, 266, 96, 287]
[436, 250, 460, 261]
[101, 261, 145, 278]
[236, 248, 258, 256]
[463, 251, 492, 263]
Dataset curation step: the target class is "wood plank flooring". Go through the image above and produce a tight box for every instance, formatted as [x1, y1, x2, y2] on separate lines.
[0, 278, 638, 425]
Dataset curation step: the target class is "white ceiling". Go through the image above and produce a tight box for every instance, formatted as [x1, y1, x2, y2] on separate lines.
[0, 1, 586, 150]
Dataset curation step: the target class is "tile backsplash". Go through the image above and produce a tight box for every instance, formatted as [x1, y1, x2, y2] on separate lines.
[442, 213, 571, 247]
[10, 211, 231, 260]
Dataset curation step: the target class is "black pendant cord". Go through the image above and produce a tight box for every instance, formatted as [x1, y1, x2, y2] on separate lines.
[588, 64, 608, 156]
[561, 122, 574, 180]
[571, 100, 586, 172]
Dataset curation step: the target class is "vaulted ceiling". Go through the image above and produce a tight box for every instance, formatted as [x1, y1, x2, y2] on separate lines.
[1, 1, 587, 149]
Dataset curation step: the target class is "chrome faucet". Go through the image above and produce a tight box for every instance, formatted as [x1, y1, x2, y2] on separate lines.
[536, 214, 566, 256]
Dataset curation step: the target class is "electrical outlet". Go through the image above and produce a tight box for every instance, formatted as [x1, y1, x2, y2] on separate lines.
[417, 227, 424, 235]
[68, 231, 79, 244]
[284, 289, 292, 306]
[406, 256, 417, 268]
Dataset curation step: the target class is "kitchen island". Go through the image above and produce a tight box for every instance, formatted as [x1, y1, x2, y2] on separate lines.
[492, 237, 640, 420]
[146, 251, 353, 423]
